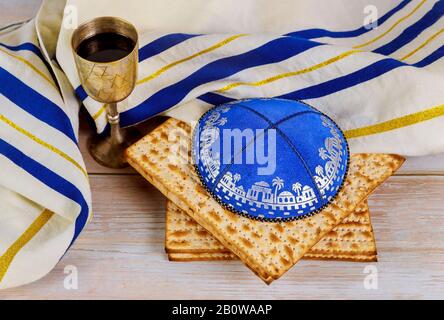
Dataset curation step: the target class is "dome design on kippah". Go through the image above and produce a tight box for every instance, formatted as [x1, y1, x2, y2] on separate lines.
[192, 98, 349, 222]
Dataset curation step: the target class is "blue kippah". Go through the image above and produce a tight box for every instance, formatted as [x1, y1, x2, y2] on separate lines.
[192, 98, 349, 221]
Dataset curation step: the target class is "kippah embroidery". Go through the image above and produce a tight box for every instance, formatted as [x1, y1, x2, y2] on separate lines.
[192, 98, 350, 222]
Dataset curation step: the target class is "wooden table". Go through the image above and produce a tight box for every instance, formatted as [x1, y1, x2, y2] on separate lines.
[2, 1, 444, 299]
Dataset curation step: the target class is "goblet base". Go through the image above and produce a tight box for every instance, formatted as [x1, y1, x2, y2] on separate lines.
[88, 127, 141, 169]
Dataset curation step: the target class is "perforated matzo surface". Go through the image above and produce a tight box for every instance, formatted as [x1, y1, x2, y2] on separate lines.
[126, 118, 404, 283]
[166, 200, 377, 262]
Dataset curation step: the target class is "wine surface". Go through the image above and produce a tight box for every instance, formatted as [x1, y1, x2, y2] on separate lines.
[76, 32, 135, 63]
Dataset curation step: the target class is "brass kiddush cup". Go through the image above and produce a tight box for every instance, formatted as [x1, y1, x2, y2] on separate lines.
[72, 16, 140, 168]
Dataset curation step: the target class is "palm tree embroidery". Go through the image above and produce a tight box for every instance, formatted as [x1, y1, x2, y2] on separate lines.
[233, 173, 241, 183]
[272, 177, 284, 203]
[218, 117, 228, 126]
[315, 165, 325, 178]
[292, 182, 302, 196]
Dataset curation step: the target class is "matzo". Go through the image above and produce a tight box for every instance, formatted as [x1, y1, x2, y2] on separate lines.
[166, 200, 377, 261]
[126, 118, 404, 283]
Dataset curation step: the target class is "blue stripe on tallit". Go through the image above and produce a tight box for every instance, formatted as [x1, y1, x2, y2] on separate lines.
[374, 0, 444, 55]
[119, 37, 323, 126]
[75, 86, 88, 101]
[0, 139, 89, 245]
[280, 58, 402, 100]
[285, 0, 412, 39]
[196, 47, 444, 106]
[138, 33, 199, 62]
[198, 92, 235, 106]
[0, 41, 46, 61]
[280, 51, 444, 100]
[413, 44, 444, 67]
[0, 67, 78, 144]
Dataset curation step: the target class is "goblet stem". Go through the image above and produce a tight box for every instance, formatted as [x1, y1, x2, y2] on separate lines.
[87, 102, 141, 169]
[107, 103, 124, 144]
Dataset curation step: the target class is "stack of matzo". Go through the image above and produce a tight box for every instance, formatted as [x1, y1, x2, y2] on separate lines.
[166, 200, 378, 262]
[125, 118, 404, 284]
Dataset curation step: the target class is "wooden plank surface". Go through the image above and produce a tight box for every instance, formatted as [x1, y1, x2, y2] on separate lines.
[1, 1, 444, 299]
[3, 166, 444, 299]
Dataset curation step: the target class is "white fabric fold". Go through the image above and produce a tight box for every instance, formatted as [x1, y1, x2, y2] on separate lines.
[0, 0, 91, 289]
[57, 0, 444, 156]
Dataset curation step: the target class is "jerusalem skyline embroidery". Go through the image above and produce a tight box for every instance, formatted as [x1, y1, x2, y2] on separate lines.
[194, 99, 349, 221]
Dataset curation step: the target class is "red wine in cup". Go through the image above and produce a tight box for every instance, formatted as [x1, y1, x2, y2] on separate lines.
[76, 32, 135, 63]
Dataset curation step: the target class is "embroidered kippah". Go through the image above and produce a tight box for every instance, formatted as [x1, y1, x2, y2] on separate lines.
[192, 98, 349, 221]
